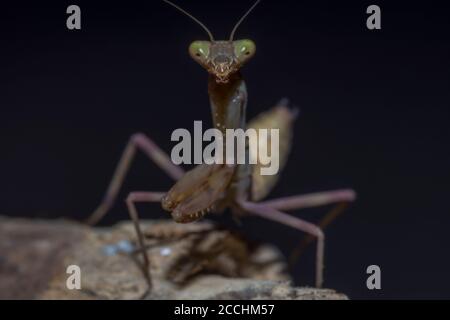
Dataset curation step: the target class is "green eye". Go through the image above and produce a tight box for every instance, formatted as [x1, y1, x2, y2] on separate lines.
[189, 41, 210, 60]
[234, 39, 256, 61]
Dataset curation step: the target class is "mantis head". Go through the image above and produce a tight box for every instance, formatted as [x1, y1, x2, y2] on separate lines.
[189, 40, 256, 83]
[161, 164, 235, 223]
[163, 0, 260, 83]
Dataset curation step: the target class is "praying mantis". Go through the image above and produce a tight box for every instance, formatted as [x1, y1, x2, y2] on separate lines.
[85, 0, 356, 290]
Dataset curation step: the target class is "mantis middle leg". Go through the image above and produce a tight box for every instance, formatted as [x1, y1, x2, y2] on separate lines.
[257, 189, 356, 265]
[239, 200, 325, 288]
[126, 191, 166, 289]
[257, 189, 356, 210]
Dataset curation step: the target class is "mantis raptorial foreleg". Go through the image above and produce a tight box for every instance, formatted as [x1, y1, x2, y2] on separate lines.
[238, 200, 325, 288]
[126, 191, 166, 289]
[86, 133, 184, 225]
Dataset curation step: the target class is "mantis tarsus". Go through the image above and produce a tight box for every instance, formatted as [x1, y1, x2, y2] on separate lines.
[86, 0, 356, 290]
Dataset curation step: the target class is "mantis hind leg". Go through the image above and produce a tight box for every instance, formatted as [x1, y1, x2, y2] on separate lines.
[85, 133, 184, 225]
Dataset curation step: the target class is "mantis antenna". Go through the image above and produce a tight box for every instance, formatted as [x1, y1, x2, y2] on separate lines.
[229, 0, 262, 41]
[162, 0, 215, 41]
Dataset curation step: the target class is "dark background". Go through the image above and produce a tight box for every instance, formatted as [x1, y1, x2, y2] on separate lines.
[1, 0, 449, 299]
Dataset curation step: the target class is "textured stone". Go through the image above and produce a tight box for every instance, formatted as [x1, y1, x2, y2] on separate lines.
[0, 217, 346, 300]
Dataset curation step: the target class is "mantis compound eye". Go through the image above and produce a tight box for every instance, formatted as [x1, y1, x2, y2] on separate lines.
[189, 41, 211, 62]
[233, 39, 256, 64]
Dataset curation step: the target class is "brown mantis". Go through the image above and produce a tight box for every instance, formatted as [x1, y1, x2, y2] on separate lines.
[85, 0, 356, 290]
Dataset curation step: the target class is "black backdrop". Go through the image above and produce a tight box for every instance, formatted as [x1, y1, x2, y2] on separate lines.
[1, 0, 450, 299]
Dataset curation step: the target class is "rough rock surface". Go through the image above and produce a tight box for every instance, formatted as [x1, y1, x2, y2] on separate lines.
[0, 217, 347, 300]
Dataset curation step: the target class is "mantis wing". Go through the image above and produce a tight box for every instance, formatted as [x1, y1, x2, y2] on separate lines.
[247, 100, 298, 201]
